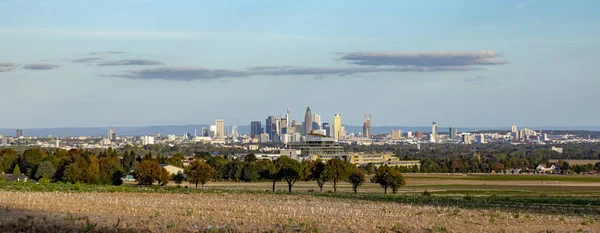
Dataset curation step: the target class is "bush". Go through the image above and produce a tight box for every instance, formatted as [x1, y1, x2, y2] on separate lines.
[422, 190, 431, 196]
[39, 177, 51, 185]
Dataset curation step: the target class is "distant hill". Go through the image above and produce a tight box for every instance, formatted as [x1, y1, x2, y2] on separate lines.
[1, 125, 599, 137]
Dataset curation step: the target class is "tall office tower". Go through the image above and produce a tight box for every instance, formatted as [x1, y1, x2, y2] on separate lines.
[209, 125, 216, 138]
[476, 134, 485, 144]
[339, 126, 347, 140]
[304, 107, 312, 136]
[511, 125, 518, 133]
[363, 115, 371, 139]
[407, 131, 413, 138]
[202, 127, 208, 137]
[286, 108, 291, 128]
[333, 114, 342, 141]
[266, 116, 281, 142]
[231, 125, 238, 137]
[16, 129, 23, 138]
[215, 119, 225, 138]
[322, 123, 332, 137]
[194, 129, 197, 137]
[108, 129, 117, 141]
[448, 127, 457, 140]
[280, 117, 288, 135]
[313, 114, 322, 130]
[391, 129, 402, 140]
[432, 122, 438, 135]
[250, 121, 262, 138]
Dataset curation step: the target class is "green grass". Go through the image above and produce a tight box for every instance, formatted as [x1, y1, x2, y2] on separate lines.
[407, 174, 600, 182]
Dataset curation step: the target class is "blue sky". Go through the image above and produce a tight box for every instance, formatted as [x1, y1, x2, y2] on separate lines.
[1, 0, 599, 128]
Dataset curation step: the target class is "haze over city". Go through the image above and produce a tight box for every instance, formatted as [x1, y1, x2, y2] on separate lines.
[1, 0, 599, 129]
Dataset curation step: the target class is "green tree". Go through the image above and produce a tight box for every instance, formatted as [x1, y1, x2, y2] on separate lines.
[241, 162, 260, 182]
[168, 153, 184, 167]
[158, 168, 170, 186]
[173, 171, 185, 184]
[85, 155, 100, 184]
[365, 163, 375, 175]
[348, 169, 366, 193]
[323, 159, 352, 193]
[207, 156, 227, 181]
[13, 164, 21, 175]
[373, 165, 406, 194]
[275, 156, 301, 192]
[258, 159, 279, 192]
[20, 148, 46, 178]
[62, 164, 83, 183]
[35, 161, 56, 180]
[134, 160, 161, 185]
[99, 157, 124, 185]
[122, 150, 135, 171]
[0, 149, 18, 173]
[186, 161, 215, 188]
[244, 153, 257, 162]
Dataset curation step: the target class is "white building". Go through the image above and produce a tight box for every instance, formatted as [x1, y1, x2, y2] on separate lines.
[215, 119, 225, 138]
[391, 130, 402, 140]
[142, 135, 155, 145]
[476, 134, 485, 144]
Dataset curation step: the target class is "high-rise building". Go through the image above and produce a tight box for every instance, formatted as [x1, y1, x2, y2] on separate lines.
[250, 121, 262, 138]
[511, 125, 518, 133]
[338, 126, 347, 140]
[215, 119, 225, 138]
[322, 123, 332, 137]
[391, 130, 402, 140]
[142, 135, 155, 145]
[432, 122, 438, 135]
[304, 107, 312, 136]
[449, 127, 457, 140]
[363, 115, 371, 139]
[108, 129, 117, 141]
[231, 125, 238, 137]
[313, 114, 321, 130]
[201, 127, 208, 137]
[209, 125, 216, 138]
[16, 129, 23, 138]
[415, 131, 424, 139]
[407, 131, 413, 138]
[266, 116, 281, 142]
[476, 134, 485, 144]
[286, 108, 291, 128]
[333, 114, 342, 141]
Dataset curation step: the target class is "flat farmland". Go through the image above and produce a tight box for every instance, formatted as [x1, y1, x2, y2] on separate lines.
[0, 191, 598, 233]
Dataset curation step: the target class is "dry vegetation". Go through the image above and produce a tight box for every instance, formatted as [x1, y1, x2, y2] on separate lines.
[0, 191, 597, 232]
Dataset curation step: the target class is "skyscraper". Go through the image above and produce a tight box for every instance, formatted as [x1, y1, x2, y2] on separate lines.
[391, 129, 402, 140]
[449, 127, 457, 140]
[313, 114, 321, 131]
[322, 123, 332, 137]
[333, 114, 342, 141]
[215, 119, 225, 138]
[250, 121, 262, 139]
[432, 122, 438, 135]
[201, 127, 208, 137]
[304, 107, 312, 136]
[231, 125, 238, 137]
[266, 116, 280, 142]
[286, 108, 291, 128]
[16, 129, 23, 138]
[108, 129, 117, 141]
[511, 125, 517, 133]
[363, 115, 371, 139]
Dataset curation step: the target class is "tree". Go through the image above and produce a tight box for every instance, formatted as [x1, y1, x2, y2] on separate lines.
[62, 164, 83, 183]
[173, 171, 185, 184]
[258, 159, 279, 192]
[20, 148, 46, 178]
[323, 159, 352, 193]
[365, 163, 375, 175]
[122, 150, 135, 171]
[301, 160, 327, 191]
[241, 162, 260, 182]
[186, 161, 215, 188]
[158, 168, 170, 186]
[35, 161, 56, 180]
[134, 160, 161, 185]
[275, 156, 301, 192]
[244, 153, 257, 163]
[99, 157, 124, 185]
[0, 149, 18, 173]
[207, 156, 227, 181]
[348, 169, 366, 193]
[13, 164, 21, 175]
[373, 165, 406, 194]
[85, 155, 100, 184]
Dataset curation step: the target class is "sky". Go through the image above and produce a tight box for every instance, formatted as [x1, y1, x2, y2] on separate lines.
[1, 0, 599, 129]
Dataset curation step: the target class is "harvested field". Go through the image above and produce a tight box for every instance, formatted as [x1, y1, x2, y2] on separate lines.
[0, 191, 598, 232]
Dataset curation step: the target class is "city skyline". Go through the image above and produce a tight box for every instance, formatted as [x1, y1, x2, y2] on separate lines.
[1, 0, 599, 128]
